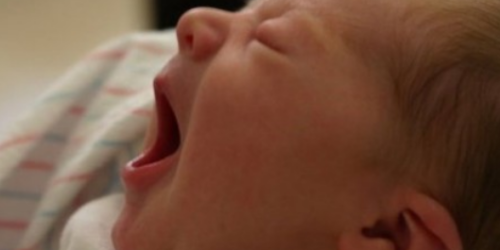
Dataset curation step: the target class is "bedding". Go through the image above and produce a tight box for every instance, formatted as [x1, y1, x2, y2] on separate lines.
[0, 30, 177, 250]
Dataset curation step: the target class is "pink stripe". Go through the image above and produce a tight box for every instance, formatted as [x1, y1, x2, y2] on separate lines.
[134, 42, 170, 55]
[0, 134, 40, 151]
[50, 173, 94, 186]
[87, 41, 173, 61]
[132, 108, 153, 117]
[104, 86, 137, 97]
[71, 189, 88, 209]
[71, 136, 85, 147]
[16, 245, 38, 250]
[20, 160, 53, 171]
[0, 220, 28, 230]
[68, 105, 86, 116]
[87, 49, 126, 60]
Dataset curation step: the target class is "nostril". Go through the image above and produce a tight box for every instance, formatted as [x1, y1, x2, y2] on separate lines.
[176, 9, 228, 60]
[179, 27, 221, 60]
[185, 34, 194, 51]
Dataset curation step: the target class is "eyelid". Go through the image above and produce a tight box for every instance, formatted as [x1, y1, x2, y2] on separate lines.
[254, 20, 286, 53]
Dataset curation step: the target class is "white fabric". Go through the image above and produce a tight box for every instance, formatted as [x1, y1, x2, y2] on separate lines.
[0, 30, 178, 250]
[59, 195, 123, 250]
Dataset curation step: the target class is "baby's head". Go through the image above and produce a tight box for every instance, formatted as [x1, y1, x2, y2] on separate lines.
[112, 0, 500, 250]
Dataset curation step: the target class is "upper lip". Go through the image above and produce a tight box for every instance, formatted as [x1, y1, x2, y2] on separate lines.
[154, 57, 185, 143]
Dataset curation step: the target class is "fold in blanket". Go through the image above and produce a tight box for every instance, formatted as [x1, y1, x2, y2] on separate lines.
[0, 30, 177, 250]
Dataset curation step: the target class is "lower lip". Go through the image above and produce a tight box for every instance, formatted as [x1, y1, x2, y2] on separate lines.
[120, 151, 180, 200]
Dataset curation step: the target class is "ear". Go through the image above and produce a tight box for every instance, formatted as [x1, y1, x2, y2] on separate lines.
[338, 189, 462, 250]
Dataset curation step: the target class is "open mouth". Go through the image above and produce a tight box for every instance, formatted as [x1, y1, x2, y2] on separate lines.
[130, 90, 180, 168]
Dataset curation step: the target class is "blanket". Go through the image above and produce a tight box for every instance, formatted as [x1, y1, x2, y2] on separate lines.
[0, 30, 177, 250]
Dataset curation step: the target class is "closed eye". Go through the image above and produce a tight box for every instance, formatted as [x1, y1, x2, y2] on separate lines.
[254, 23, 285, 53]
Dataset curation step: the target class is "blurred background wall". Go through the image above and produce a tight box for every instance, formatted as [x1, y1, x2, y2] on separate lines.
[0, 0, 246, 133]
[0, 0, 149, 133]
[153, 0, 245, 29]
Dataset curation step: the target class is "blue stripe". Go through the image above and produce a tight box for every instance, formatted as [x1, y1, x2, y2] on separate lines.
[41, 91, 81, 102]
[43, 222, 57, 250]
[0, 190, 41, 200]
[43, 133, 67, 143]
[126, 144, 136, 159]
[105, 159, 122, 193]
[41, 77, 107, 103]
[83, 112, 104, 122]
[95, 140, 132, 150]
[130, 65, 156, 75]
[38, 210, 59, 218]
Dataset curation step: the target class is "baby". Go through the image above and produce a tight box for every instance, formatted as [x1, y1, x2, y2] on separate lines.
[72, 0, 500, 249]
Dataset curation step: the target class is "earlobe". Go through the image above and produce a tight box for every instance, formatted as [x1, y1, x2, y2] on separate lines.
[338, 190, 462, 250]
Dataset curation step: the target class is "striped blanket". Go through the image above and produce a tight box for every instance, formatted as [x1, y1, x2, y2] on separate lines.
[0, 30, 177, 250]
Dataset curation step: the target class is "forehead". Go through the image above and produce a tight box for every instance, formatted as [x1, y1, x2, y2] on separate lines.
[245, 0, 318, 14]
[244, 0, 404, 39]
[245, 0, 395, 16]
[245, 0, 405, 54]
[244, 0, 345, 52]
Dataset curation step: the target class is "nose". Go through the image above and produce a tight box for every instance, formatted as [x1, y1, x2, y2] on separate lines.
[176, 8, 232, 60]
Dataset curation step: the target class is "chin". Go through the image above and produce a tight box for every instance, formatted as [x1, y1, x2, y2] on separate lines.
[112, 202, 179, 250]
[112, 206, 141, 250]
[111, 220, 127, 250]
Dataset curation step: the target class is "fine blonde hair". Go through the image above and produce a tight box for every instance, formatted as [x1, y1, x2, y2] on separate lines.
[392, 1, 500, 250]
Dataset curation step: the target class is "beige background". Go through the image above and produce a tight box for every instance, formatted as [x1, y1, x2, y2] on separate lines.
[0, 0, 150, 133]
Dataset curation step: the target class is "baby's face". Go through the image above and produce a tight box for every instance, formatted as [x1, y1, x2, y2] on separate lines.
[113, 0, 402, 249]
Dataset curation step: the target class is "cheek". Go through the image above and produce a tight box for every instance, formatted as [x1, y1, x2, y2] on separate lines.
[183, 65, 309, 162]
[167, 65, 313, 212]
